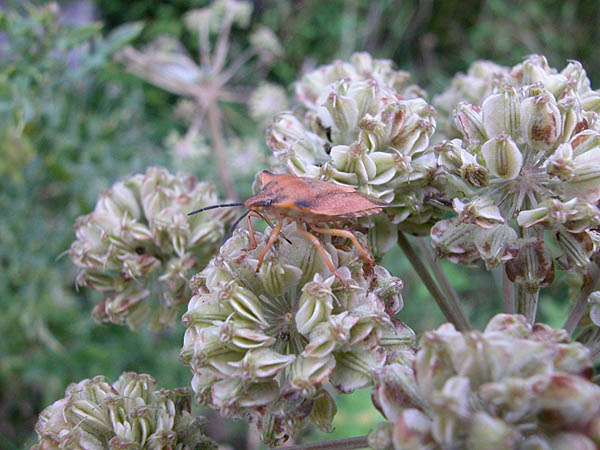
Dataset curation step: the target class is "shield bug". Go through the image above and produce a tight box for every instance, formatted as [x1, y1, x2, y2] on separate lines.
[189, 171, 386, 281]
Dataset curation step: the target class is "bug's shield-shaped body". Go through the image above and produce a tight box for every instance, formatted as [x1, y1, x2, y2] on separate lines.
[243, 171, 385, 282]
[244, 171, 384, 222]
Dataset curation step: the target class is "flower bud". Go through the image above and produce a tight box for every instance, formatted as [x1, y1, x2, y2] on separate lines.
[308, 390, 337, 432]
[505, 240, 554, 288]
[482, 88, 521, 140]
[459, 148, 489, 187]
[520, 55, 568, 96]
[466, 412, 521, 450]
[546, 143, 575, 180]
[520, 91, 561, 151]
[453, 197, 504, 229]
[296, 275, 335, 335]
[454, 102, 486, 145]
[481, 133, 523, 180]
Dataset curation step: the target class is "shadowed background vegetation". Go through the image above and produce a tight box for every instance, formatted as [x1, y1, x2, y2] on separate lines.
[1, 0, 596, 447]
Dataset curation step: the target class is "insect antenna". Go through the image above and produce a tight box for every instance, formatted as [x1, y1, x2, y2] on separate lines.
[188, 202, 244, 216]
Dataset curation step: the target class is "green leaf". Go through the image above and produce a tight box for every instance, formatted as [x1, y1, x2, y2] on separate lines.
[104, 21, 144, 54]
[61, 22, 103, 49]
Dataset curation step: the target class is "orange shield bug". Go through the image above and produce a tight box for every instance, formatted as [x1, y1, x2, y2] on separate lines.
[189, 171, 386, 282]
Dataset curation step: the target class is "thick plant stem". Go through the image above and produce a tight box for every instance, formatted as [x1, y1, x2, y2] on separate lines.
[397, 231, 471, 331]
[502, 269, 515, 314]
[417, 238, 464, 320]
[206, 100, 237, 200]
[564, 263, 600, 335]
[275, 436, 369, 450]
[517, 284, 539, 323]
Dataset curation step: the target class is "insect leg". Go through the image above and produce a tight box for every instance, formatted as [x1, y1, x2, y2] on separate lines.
[256, 220, 283, 272]
[245, 211, 264, 250]
[310, 225, 375, 265]
[296, 223, 345, 284]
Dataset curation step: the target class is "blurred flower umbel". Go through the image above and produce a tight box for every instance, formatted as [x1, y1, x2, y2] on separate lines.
[33, 372, 217, 450]
[369, 314, 600, 450]
[180, 223, 413, 445]
[268, 52, 441, 239]
[116, 0, 283, 200]
[69, 167, 229, 330]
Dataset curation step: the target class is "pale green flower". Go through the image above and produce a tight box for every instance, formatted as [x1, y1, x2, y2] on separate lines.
[433, 55, 600, 278]
[370, 313, 599, 450]
[180, 223, 412, 445]
[69, 167, 229, 329]
[32, 372, 217, 450]
[268, 53, 441, 240]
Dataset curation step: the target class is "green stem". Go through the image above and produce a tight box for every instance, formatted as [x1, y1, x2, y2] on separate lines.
[564, 263, 600, 335]
[397, 231, 471, 331]
[275, 436, 369, 450]
[502, 268, 515, 314]
[417, 238, 465, 323]
[516, 284, 539, 323]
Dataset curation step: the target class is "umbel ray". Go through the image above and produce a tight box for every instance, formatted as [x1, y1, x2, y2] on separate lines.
[189, 171, 386, 281]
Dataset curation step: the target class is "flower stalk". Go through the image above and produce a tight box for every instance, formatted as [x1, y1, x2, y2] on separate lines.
[517, 283, 539, 323]
[502, 268, 515, 314]
[416, 237, 464, 321]
[274, 435, 369, 450]
[397, 231, 471, 330]
[564, 263, 600, 334]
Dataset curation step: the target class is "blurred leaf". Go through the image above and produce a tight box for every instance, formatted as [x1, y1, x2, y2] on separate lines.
[103, 21, 145, 54]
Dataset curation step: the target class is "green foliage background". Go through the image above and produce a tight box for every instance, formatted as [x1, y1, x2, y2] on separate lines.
[0, 0, 596, 448]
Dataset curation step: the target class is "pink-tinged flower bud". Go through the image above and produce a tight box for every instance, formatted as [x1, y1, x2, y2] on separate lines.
[520, 91, 561, 151]
[430, 219, 480, 264]
[475, 224, 519, 269]
[505, 240, 554, 288]
[459, 149, 489, 187]
[372, 363, 424, 422]
[454, 102, 486, 145]
[453, 197, 504, 229]
[481, 133, 523, 180]
[519, 55, 568, 96]
[390, 409, 435, 450]
[546, 143, 575, 181]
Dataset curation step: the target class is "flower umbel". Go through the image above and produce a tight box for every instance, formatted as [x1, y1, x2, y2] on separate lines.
[370, 314, 599, 449]
[267, 52, 440, 240]
[180, 223, 412, 445]
[431, 56, 600, 322]
[69, 167, 229, 330]
[32, 372, 217, 450]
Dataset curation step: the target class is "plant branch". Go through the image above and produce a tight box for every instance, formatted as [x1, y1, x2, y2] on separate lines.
[417, 238, 464, 321]
[564, 263, 600, 335]
[212, 14, 232, 75]
[516, 284, 539, 323]
[206, 100, 237, 200]
[274, 436, 369, 450]
[397, 231, 471, 330]
[220, 47, 256, 86]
